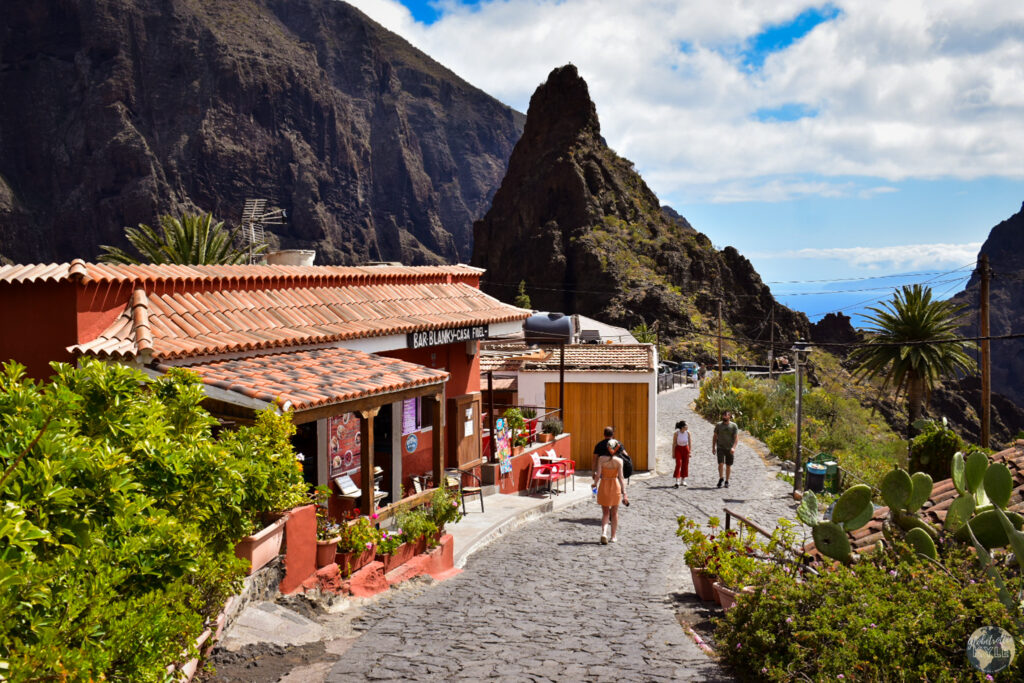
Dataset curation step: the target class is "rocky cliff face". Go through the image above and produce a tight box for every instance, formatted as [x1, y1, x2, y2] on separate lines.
[951, 203, 1024, 410]
[471, 65, 808, 356]
[0, 0, 523, 265]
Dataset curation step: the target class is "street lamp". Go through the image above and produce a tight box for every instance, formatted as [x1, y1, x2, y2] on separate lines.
[791, 340, 810, 494]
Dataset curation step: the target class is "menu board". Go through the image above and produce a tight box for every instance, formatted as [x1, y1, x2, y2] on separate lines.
[328, 412, 361, 478]
[402, 398, 417, 435]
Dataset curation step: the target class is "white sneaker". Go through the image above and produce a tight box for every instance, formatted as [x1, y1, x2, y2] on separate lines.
[611, 536, 618, 543]
[600, 524, 610, 545]
[683, 479, 688, 487]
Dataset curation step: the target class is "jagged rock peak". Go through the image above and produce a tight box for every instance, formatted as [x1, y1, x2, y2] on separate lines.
[521, 64, 601, 151]
[472, 64, 809, 355]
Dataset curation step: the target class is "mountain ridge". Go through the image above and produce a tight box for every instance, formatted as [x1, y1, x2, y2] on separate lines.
[0, 0, 523, 265]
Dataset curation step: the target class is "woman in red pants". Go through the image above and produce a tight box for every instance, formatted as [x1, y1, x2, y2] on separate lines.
[673, 420, 691, 488]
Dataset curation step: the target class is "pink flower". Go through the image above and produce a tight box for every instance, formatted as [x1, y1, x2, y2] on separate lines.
[736, 643, 742, 650]
[837, 676, 845, 680]
[365, 541, 373, 549]
[786, 617, 793, 624]
[371, 513, 378, 520]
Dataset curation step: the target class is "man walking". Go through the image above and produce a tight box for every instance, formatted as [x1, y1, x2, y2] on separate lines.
[712, 410, 739, 488]
[593, 426, 615, 472]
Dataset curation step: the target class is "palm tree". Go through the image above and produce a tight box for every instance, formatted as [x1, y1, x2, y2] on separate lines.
[850, 284, 974, 430]
[99, 213, 262, 265]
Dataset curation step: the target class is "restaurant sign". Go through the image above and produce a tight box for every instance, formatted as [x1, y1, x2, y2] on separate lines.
[407, 325, 488, 349]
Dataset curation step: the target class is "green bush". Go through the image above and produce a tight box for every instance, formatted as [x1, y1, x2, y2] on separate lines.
[0, 359, 302, 679]
[716, 546, 1020, 681]
[910, 418, 965, 480]
[695, 370, 905, 490]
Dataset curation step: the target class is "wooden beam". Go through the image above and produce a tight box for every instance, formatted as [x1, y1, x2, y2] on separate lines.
[431, 392, 444, 486]
[372, 488, 436, 524]
[287, 382, 446, 425]
[359, 407, 379, 514]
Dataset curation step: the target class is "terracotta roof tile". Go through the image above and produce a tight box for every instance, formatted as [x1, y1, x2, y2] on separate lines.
[0, 261, 484, 286]
[518, 344, 655, 372]
[71, 280, 528, 361]
[159, 347, 449, 412]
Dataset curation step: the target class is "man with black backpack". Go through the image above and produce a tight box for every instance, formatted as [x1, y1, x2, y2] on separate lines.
[593, 426, 632, 489]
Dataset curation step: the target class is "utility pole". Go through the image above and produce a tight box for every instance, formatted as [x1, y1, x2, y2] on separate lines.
[717, 299, 724, 376]
[980, 253, 991, 449]
[792, 340, 808, 494]
[768, 307, 775, 380]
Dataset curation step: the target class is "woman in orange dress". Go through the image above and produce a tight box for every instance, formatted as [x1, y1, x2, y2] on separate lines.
[592, 439, 629, 544]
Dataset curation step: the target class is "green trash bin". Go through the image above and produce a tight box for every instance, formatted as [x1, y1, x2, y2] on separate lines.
[823, 461, 839, 493]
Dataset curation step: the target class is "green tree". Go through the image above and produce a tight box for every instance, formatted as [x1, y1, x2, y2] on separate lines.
[513, 280, 532, 309]
[850, 284, 975, 432]
[631, 322, 657, 344]
[99, 212, 261, 265]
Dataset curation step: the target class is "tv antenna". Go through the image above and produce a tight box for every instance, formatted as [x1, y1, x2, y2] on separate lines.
[239, 198, 286, 263]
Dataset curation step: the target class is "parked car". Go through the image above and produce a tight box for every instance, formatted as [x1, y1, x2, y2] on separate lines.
[678, 361, 698, 377]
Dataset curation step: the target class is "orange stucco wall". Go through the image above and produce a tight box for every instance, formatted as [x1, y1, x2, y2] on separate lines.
[0, 281, 79, 379]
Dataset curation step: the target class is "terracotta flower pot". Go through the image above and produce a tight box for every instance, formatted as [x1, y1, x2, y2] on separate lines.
[712, 582, 755, 610]
[376, 541, 416, 573]
[337, 544, 376, 577]
[538, 433, 554, 443]
[689, 566, 717, 602]
[234, 515, 288, 575]
[316, 538, 341, 568]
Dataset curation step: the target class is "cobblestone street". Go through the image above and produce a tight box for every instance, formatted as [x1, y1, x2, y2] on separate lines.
[325, 384, 797, 682]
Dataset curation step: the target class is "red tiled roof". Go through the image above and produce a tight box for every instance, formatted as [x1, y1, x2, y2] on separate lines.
[813, 441, 1024, 557]
[0, 260, 485, 286]
[521, 344, 655, 372]
[158, 347, 449, 412]
[68, 279, 529, 361]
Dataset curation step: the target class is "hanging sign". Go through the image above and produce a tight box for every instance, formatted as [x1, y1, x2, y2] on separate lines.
[407, 325, 488, 349]
[405, 433, 419, 453]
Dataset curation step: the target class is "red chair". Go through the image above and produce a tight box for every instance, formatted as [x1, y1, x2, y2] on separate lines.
[548, 449, 575, 492]
[528, 452, 556, 497]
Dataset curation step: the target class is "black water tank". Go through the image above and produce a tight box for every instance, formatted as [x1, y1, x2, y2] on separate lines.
[524, 312, 573, 345]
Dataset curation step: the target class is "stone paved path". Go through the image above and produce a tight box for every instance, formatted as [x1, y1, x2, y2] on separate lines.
[325, 384, 796, 682]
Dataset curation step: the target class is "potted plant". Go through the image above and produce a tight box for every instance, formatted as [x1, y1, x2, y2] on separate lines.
[336, 516, 380, 576]
[395, 505, 438, 553]
[229, 410, 311, 574]
[315, 504, 344, 568]
[504, 407, 528, 454]
[521, 406, 538, 440]
[375, 527, 413, 573]
[676, 515, 721, 602]
[705, 521, 794, 609]
[539, 418, 563, 443]
[428, 486, 463, 536]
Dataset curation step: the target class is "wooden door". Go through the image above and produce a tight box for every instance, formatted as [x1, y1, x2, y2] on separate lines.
[447, 393, 483, 469]
[545, 382, 648, 471]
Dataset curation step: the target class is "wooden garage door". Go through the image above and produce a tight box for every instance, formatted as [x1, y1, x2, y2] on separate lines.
[545, 382, 648, 472]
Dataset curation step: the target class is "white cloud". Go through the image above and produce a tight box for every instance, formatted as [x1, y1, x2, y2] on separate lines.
[753, 242, 983, 270]
[344, 0, 1024, 204]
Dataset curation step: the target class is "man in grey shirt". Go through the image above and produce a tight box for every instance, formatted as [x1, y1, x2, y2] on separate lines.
[712, 410, 738, 488]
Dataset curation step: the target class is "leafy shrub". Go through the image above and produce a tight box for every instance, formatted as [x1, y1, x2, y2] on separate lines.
[394, 505, 437, 544]
[910, 418, 965, 480]
[376, 527, 406, 555]
[542, 418, 563, 435]
[0, 359, 300, 679]
[715, 545, 1021, 681]
[429, 486, 464, 529]
[338, 517, 380, 553]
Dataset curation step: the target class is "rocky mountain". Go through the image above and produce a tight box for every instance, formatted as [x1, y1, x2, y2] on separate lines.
[951, 203, 1024, 410]
[471, 65, 808, 359]
[0, 0, 523, 265]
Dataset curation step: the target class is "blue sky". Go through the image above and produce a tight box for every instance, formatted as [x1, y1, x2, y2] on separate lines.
[351, 0, 1024, 322]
